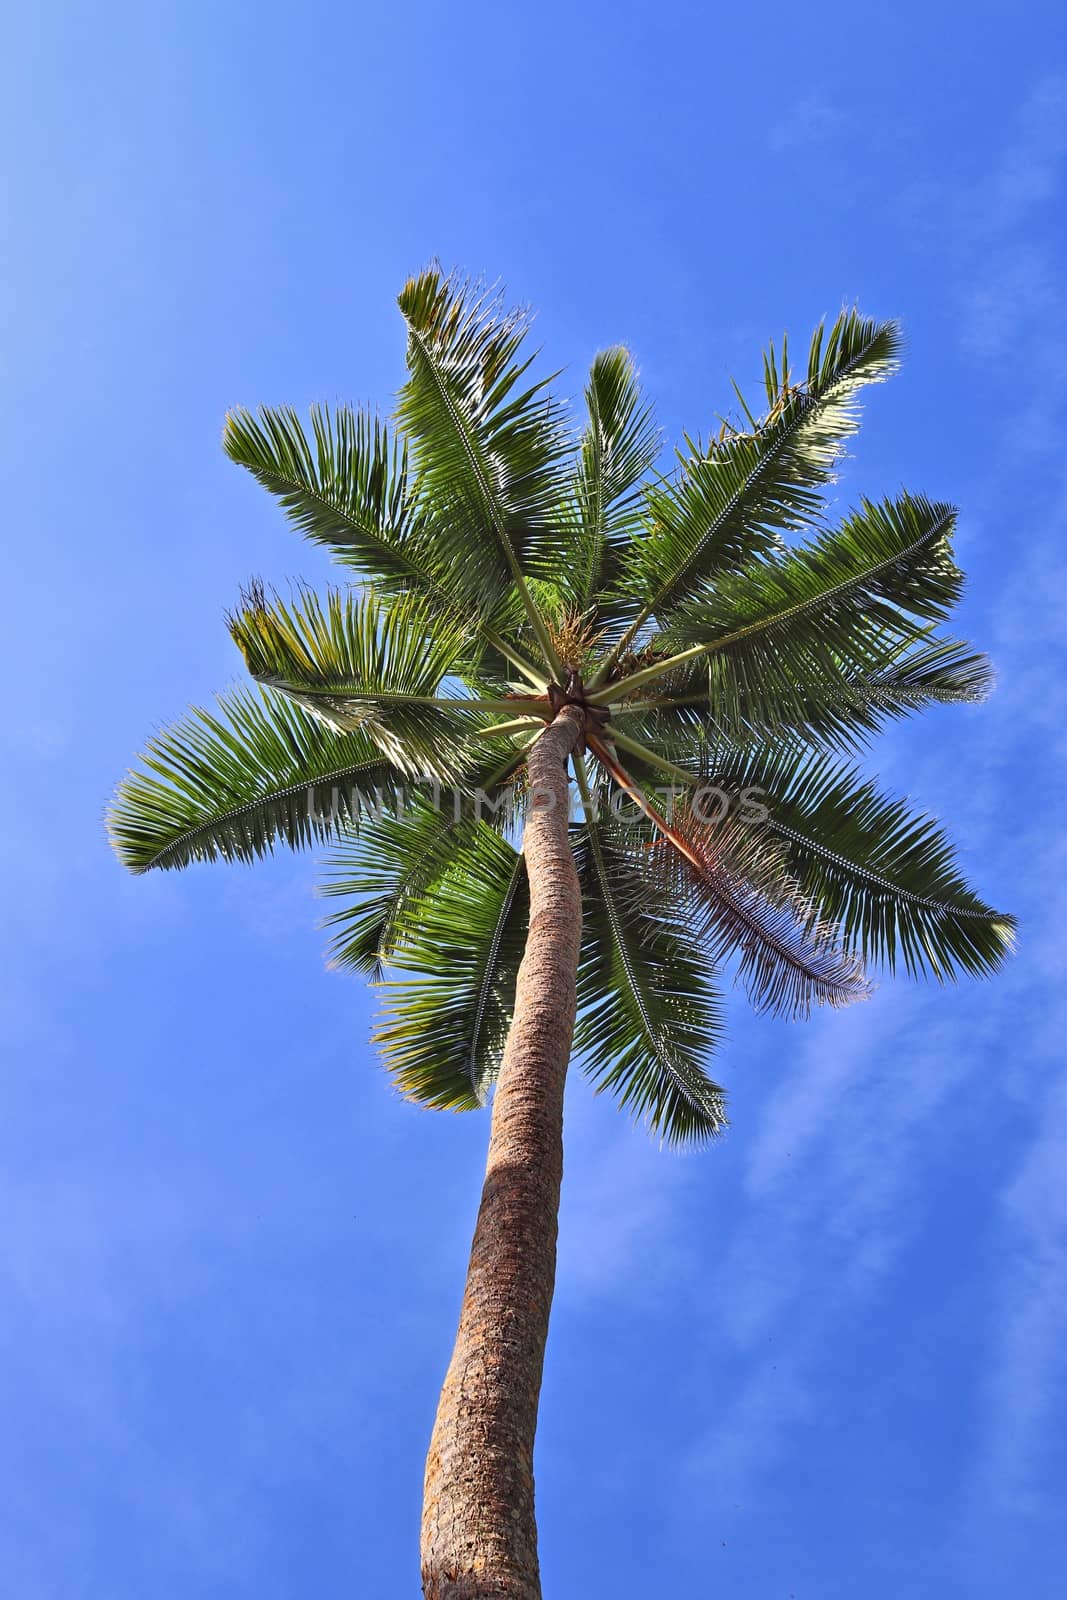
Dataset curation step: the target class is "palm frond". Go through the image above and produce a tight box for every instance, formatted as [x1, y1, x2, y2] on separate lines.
[227, 583, 487, 777]
[705, 747, 1016, 980]
[396, 269, 573, 620]
[776, 634, 994, 752]
[321, 801, 459, 979]
[372, 823, 530, 1108]
[608, 309, 902, 636]
[565, 347, 660, 616]
[613, 633, 994, 755]
[108, 686, 406, 873]
[224, 405, 437, 590]
[319, 761, 527, 978]
[229, 581, 469, 691]
[670, 491, 961, 643]
[114, 274, 1012, 1146]
[222, 403, 537, 682]
[573, 806, 727, 1145]
[598, 494, 963, 737]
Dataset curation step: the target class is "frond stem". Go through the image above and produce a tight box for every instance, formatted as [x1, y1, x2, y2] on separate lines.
[585, 732, 704, 874]
[251, 685, 550, 715]
[475, 716, 550, 738]
[484, 631, 552, 690]
[604, 729, 702, 788]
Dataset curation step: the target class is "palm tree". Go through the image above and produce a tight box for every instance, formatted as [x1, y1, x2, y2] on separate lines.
[108, 269, 1013, 1600]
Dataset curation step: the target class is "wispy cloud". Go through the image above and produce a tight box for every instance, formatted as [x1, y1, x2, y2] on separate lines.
[685, 71, 1067, 1545]
[685, 997, 991, 1500]
[970, 1071, 1067, 1519]
[767, 93, 843, 154]
[956, 75, 1067, 384]
[911, 473, 1067, 1554]
[557, 1086, 697, 1304]
[981, 74, 1067, 234]
[960, 243, 1058, 357]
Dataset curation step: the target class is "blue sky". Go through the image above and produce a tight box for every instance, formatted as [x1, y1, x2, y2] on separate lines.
[2, 2, 1066, 1594]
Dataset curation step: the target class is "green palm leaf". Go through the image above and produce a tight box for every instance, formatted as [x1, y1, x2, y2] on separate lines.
[222, 403, 535, 682]
[224, 404, 438, 592]
[320, 803, 467, 980]
[669, 491, 960, 643]
[597, 494, 963, 740]
[396, 268, 572, 666]
[778, 635, 993, 752]
[108, 686, 405, 873]
[613, 633, 993, 755]
[227, 583, 498, 777]
[320, 761, 526, 979]
[708, 746, 1016, 980]
[372, 823, 530, 1109]
[609, 309, 902, 638]
[565, 347, 660, 616]
[573, 808, 727, 1145]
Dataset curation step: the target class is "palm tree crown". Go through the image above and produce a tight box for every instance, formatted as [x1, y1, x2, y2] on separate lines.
[109, 268, 1014, 1144]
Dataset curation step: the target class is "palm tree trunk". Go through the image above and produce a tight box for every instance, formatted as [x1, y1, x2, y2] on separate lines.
[421, 704, 586, 1600]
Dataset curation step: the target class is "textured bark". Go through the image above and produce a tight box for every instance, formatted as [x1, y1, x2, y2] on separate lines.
[421, 704, 585, 1600]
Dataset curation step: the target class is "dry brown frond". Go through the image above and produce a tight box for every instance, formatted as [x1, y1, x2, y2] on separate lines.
[625, 798, 871, 1018]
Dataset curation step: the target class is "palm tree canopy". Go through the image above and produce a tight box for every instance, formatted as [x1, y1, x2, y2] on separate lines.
[108, 269, 1014, 1144]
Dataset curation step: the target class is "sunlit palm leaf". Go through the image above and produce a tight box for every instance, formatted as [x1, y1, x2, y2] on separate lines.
[615, 310, 902, 621]
[396, 269, 572, 604]
[224, 405, 437, 590]
[774, 635, 993, 752]
[227, 583, 486, 777]
[222, 404, 530, 672]
[614, 633, 993, 755]
[565, 347, 660, 618]
[636, 494, 963, 736]
[108, 686, 404, 873]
